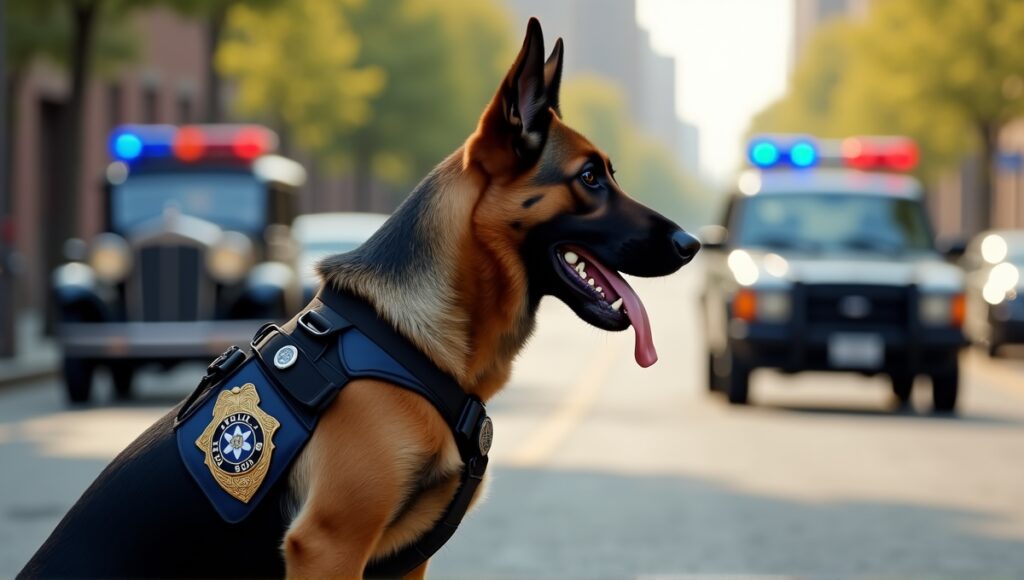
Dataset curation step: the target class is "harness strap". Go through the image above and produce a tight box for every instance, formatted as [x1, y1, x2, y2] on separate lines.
[309, 289, 492, 577]
[173, 288, 491, 577]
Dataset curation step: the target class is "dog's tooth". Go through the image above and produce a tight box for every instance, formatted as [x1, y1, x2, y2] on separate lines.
[611, 298, 623, 311]
[588, 278, 595, 286]
[564, 251, 579, 265]
[575, 262, 586, 273]
[596, 287, 603, 293]
[579, 270, 587, 279]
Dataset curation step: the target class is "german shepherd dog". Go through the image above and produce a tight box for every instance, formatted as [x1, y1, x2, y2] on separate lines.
[22, 18, 698, 579]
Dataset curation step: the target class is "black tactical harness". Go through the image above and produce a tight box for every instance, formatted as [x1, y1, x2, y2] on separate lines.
[174, 288, 492, 577]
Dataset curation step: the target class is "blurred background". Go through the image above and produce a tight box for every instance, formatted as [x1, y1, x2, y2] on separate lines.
[2, 0, 1024, 576]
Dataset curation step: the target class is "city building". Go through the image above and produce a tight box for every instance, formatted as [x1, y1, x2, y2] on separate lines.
[503, 0, 692, 174]
[792, 0, 871, 65]
[10, 7, 210, 318]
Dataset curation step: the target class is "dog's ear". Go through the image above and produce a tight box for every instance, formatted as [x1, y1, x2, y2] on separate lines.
[499, 18, 550, 154]
[544, 38, 564, 117]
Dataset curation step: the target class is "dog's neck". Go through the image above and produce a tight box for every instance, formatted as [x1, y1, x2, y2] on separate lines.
[317, 149, 537, 400]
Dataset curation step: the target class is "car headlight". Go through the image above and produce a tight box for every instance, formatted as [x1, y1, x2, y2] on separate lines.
[88, 233, 131, 283]
[207, 231, 253, 283]
[919, 293, 965, 327]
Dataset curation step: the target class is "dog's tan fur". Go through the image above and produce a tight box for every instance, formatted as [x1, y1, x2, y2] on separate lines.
[285, 22, 616, 578]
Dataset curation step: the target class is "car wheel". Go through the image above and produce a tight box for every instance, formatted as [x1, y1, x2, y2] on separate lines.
[988, 341, 1001, 358]
[64, 357, 95, 404]
[726, 355, 751, 405]
[932, 362, 959, 413]
[889, 373, 914, 405]
[111, 364, 135, 400]
[707, 351, 722, 392]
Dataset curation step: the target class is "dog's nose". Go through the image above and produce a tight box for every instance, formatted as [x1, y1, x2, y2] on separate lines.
[672, 230, 701, 264]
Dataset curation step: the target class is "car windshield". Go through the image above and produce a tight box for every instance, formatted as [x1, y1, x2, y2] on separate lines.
[734, 193, 934, 254]
[111, 173, 266, 233]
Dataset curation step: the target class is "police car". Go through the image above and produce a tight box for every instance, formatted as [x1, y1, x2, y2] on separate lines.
[700, 135, 966, 411]
[53, 124, 306, 403]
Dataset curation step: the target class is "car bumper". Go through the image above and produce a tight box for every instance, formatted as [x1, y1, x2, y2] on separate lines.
[58, 320, 267, 359]
[991, 319, 1024, 345]
[730, 321, 965, 374]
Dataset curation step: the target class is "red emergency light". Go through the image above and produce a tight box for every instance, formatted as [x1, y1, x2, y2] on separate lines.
[841, 136, 919, 172]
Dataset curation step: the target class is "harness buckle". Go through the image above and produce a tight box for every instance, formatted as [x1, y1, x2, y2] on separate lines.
[298, 310, 332, 337]
[456, 398, 492, 457]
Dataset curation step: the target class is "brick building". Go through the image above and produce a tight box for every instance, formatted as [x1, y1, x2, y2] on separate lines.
[11, 7, 209, 317]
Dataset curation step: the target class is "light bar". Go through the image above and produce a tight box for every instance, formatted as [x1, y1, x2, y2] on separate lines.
[746, 134, 920, 173]
[109, 124, 278, 163]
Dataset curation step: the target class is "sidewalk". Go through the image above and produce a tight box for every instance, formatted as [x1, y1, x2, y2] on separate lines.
[0, 313, 58, 387]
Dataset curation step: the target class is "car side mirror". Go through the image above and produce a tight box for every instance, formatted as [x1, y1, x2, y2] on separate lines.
[698, 225, 728, 250]
[937, 237, 967, 261]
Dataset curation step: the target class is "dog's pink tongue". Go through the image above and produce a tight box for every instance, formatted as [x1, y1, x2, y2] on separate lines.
[603, 274, 657, 368]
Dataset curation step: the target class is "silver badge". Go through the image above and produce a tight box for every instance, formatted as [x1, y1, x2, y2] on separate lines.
[478, 417, 493, 456]
[274, 345, 298, 369]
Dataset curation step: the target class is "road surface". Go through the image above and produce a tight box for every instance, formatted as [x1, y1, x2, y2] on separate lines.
[2, 267, 1023, 577]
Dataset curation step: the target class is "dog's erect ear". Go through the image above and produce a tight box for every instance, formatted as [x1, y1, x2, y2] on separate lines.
[500, 18, 550, 153]
[544, 38, 564, 117]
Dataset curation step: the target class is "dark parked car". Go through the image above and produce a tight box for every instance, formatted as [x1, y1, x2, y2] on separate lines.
[701, 135, 966, 411]
[52, 124, 306, 403]
[961, 230, 1024, 356]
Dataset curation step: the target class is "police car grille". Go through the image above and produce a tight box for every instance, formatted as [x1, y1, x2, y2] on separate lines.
[804, 284, 909, 327]
[130, 245, 210, 321]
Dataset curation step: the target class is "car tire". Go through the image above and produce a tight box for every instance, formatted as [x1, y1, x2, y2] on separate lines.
[889, 373, 914, 405]
[932, 363, 959, 413]
[988, 341, 1002, 358]
[64, 357, 95, 404]
[707, 351, 722, 392]
[727, 356, 751, 405]
[111, 364, 135, 400]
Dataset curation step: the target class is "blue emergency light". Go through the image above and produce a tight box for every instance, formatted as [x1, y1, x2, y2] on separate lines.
[747, 135, 819, 169]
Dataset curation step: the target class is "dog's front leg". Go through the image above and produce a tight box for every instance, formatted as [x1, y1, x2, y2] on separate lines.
[284, 380, 438, 579]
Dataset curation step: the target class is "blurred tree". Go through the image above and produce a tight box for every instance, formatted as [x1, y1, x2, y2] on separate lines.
[327, 0, 513, 207]
[165, 0, 281, 122]
[751, 0, 1024, 229]
[218, 0, 514, 209]
[217, 0, 386, 163]
[561, 75, 710, 229]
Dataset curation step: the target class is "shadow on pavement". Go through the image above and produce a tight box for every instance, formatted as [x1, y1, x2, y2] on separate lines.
[757, 403, 1024, 427]
[2, 458, 1022, 576]
[433, 465, 1024, 577]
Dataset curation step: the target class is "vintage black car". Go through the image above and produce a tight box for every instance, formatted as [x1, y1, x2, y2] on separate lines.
[53, 124, 306, 403]
[701, 135, 966, 411]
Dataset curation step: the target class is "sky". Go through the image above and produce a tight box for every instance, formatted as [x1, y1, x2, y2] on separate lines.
[636, 0, 793, 185]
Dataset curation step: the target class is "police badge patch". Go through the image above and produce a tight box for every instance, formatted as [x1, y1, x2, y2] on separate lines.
[195, 383, 280, 503]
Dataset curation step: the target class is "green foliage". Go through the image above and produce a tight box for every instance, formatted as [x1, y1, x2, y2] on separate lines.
[5, 0, 138, 79]
[217, 0, 385, 154]
[218, 0, 514, 192]
[561, 75, 710, 229]
[750, 0, 1024, 183]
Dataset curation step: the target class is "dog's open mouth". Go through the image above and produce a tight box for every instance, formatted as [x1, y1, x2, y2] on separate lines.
[554, 245, 658, 368]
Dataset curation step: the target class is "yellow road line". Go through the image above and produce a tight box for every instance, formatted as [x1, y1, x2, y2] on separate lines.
[505, 339, 622, 467]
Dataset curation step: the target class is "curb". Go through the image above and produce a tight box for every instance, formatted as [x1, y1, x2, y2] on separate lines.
[0, 364, 59, 389]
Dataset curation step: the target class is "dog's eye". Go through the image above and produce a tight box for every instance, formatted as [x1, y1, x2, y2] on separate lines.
[579, 170, 598, 188]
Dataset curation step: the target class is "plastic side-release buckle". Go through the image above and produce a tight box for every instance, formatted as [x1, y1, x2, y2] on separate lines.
[175, 345, 247, 427]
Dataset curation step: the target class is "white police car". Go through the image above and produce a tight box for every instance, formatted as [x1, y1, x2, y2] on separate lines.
[700, 135, 966, 411]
